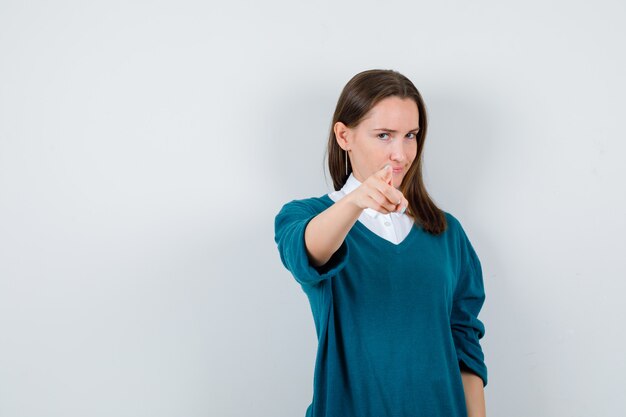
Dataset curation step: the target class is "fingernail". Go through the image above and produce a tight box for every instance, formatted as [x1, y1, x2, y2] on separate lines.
[399, 206, 406, 214]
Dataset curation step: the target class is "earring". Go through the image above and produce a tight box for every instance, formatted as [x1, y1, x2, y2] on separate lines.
[345, 150, 348, 176]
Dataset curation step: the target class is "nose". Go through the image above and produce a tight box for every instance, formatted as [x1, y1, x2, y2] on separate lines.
[389, 139, 406, 163]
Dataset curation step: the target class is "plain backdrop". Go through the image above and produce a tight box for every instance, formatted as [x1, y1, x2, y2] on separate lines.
[1, 1, 625, 416]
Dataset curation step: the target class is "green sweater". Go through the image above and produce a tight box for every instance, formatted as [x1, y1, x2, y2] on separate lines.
[274, 194, 488, 417]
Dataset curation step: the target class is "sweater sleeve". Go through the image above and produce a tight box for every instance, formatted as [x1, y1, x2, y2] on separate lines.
[274, 199, 349, 286]
[450, 225, 488, 387]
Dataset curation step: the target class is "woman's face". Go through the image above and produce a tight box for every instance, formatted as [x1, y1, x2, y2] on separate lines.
[336, 96, 420, 189]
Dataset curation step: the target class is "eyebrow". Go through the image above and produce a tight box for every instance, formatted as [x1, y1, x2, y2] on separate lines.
[373, 127, 420, 133]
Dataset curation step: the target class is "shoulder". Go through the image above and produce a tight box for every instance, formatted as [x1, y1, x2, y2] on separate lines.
[442, 210, 465, 235]
[442, 210, 481, 261]
[274, 194, 334, 242]
[441, 210, 476, 248]
[276, 194, 333, 217]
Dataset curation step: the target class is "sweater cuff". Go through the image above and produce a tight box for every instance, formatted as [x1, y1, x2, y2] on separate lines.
[457, 347, 488, 387]
[276, 211, 349, 286]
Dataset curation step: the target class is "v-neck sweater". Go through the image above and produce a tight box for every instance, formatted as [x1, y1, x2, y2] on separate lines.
[274, 194, 488, 417]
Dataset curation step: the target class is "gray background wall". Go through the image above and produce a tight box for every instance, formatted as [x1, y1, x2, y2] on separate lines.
[1, 1, 624, 416]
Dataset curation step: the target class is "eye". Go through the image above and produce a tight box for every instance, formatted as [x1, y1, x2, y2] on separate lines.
[406, 132, 417, 139]
[377, 133, 390, 140]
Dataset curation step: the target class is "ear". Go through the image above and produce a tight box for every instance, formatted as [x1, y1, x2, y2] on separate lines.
[334, 121, 351, 151]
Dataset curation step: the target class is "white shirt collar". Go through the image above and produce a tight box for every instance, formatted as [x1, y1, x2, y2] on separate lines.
[341, 172, 362, 195]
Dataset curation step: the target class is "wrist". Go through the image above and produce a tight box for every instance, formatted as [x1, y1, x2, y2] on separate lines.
[342, 191, 365, 214]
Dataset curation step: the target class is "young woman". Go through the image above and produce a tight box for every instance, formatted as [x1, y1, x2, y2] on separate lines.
[274, 69, 488, 417]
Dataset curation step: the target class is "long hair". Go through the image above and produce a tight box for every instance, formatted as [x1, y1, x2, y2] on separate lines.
[325, 69, 447, 235]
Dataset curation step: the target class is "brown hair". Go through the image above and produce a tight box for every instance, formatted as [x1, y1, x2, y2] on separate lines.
[325, 69, 447, 235]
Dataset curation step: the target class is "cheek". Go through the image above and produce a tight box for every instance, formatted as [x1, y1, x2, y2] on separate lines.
[362, 141, 386, 158]
[407, 142, 418, 159]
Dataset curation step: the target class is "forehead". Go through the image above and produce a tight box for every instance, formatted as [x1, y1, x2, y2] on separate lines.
[360, 96, 420, 127]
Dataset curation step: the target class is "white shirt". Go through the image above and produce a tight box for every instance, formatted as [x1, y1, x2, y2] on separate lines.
[328, 173, 415, 245]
